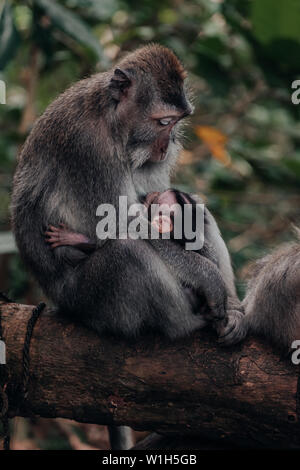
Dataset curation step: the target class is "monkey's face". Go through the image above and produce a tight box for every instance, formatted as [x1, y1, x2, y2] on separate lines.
[125, 112, 189, 169]
[109, 45, 193, 169]
[125, 83, 193, 169]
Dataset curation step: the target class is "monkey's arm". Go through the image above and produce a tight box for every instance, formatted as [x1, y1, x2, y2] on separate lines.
[188, 196, 244, 340]
[204, 207, 245, 341]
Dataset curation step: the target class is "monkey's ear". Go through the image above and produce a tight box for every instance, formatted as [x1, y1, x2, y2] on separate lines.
[109, 68, 131, 101]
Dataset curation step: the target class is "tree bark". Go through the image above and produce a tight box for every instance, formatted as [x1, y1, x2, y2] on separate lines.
[1, 299, 300, 448]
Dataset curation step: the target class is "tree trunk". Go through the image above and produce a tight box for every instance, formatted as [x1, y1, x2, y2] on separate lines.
[1, 299, 300, 448]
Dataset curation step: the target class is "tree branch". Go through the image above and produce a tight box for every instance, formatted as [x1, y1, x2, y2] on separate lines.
[1, 299, 300, 448]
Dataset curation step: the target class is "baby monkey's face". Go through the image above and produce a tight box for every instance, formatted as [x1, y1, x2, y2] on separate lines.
[144, 189, 183, 235]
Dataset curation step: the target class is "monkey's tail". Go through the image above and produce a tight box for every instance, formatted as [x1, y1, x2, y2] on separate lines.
[108, 425, 134, 450]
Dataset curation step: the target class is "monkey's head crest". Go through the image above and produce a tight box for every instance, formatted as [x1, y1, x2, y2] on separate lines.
[109, 44, 189, 109]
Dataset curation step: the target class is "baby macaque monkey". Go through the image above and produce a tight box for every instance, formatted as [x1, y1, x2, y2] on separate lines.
[144, 189, 220, 316]
[143, 189, 202, 248]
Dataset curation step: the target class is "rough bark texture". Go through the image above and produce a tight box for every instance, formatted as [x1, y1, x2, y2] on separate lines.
[1, 299, 300, 448]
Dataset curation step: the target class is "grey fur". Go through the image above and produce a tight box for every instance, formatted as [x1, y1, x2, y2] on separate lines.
[220, 240, 300, 350]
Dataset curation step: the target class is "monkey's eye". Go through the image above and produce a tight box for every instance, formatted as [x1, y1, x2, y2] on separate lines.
[158, 117, 173, 126]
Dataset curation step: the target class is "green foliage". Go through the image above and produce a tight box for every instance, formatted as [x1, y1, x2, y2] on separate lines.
[252, 0, 300, 44]
[33, 0, 108, 64]
[0, 0, 20, 69]
[251, 0, 300, 73]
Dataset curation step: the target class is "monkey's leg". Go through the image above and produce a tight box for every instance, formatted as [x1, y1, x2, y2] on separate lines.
[44, 224, 97, 268]
[45, 224, 96, 253]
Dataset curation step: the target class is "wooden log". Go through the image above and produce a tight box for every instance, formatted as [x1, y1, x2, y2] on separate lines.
[1, 299, 300, 448]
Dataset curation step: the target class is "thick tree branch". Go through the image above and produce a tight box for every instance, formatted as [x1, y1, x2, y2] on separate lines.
[1, 299, 300, 448]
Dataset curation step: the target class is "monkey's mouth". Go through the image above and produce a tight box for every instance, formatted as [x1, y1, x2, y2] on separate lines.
[149, 135, 171, 163]
[149, 150, 167, 163]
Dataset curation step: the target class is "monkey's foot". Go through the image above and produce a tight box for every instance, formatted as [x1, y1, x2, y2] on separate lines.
[45, 224, 89, 249]
[217, 310, 247, 346]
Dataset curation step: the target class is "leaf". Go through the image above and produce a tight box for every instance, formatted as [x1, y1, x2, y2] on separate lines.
[192, 46, 230, 95]
[251, 0, 300, 72]
[283, 158, 300, 178]
[34, 0, 108, 64]
[0, 0, 20, 70]
[251, 0, 300, 44]
[194, 126, 231, 166]
[68, 0, 119, 21]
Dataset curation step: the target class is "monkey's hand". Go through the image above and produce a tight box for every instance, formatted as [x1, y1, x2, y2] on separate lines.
[217, 309, 247, 346]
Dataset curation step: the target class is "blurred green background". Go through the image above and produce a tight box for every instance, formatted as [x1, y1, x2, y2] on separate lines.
[0, 0, 300, 449]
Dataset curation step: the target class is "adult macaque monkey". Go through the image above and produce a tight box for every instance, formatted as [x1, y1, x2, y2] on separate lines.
[12, 45, 243, 448]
